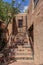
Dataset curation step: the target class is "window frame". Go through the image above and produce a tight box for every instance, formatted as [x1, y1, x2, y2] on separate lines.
[18, 19, 23, 28]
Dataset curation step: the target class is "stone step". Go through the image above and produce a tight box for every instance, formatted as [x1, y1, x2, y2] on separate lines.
[14, 60, 33, 63]
[8, 33, 34, 64]
[15, 53, 33, 56]
[12, 57, 33, 60]
[24, 44, 31, 47]
[11, 51, 33, 55]
[22, 44, 31, 47]
[15, 55, 33, 57]
[17, 47, 31, 49]
[15, 47, 32, 51]
[17, 46, 31, 49]
[13, 33, 34, 62]
[16, 43, 29, 45]
[24, 40, 28, 42]
[15, 48, 31, 51]
[15, 57, 33, 60]
[22, 46, 31, 48]
[9, 61, 34, 65]
[17, 43, 31, 47]
[15, 50, 32, 54]
[15, 40, 28, 42]
[23, 42, 28, 44]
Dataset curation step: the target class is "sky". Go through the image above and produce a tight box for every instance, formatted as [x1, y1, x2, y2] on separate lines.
[3, 0, 30, 12]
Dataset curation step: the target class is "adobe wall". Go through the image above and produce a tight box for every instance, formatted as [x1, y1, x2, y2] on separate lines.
[27, 0, 34, 29]
[15, 13, 27, 33]
[27, 0, 43, 64]
[33, 0, 43, 64]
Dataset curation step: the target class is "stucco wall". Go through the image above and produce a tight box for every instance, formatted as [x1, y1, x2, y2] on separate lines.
[15, 13, 27, 33]
[34, 0, 43, 64]
[27, 0, 43, 64]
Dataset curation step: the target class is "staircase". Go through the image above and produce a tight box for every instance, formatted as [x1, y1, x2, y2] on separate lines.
[13, 33, 34, 63]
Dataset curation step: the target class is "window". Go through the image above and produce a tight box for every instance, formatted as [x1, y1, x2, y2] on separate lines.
[34, 0, 39, 8]
[18, 19, 23, 28]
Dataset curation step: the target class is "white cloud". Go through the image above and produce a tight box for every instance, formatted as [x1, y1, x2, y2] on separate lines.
[18, 1, 21, 4]
[23, 6, 28, 12]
